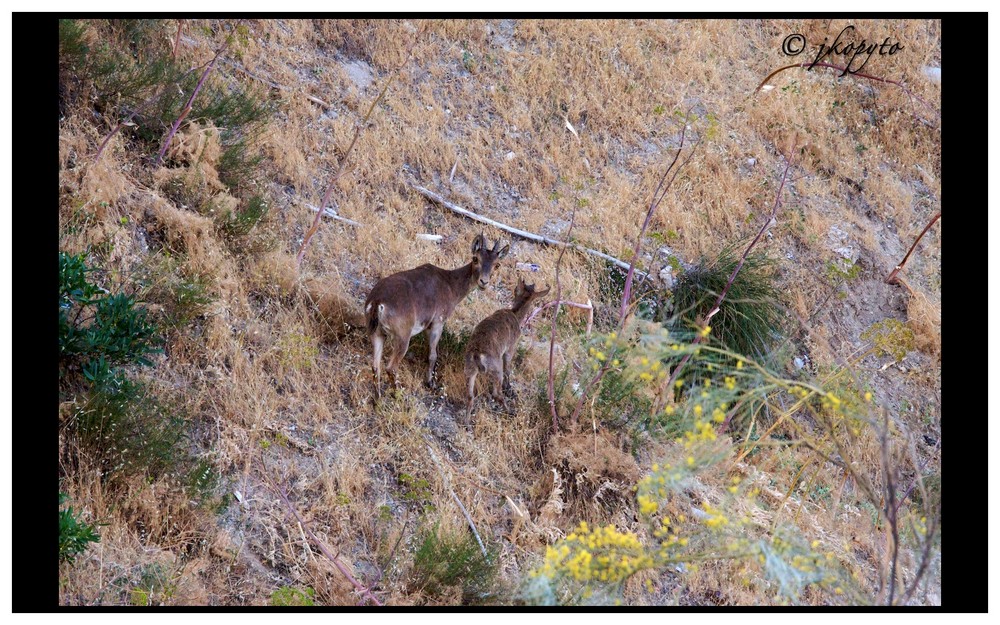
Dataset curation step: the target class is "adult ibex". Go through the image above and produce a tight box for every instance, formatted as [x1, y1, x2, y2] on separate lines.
[365, 233, 509, 396]
[463, 278, 550, 424]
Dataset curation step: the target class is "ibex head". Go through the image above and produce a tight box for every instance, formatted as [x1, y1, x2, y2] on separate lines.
[513, 278, 551, 309]
[471, 233, 510, 290]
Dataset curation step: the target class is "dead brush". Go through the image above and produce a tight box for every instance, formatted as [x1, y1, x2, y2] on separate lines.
[463, 277, 550, 425]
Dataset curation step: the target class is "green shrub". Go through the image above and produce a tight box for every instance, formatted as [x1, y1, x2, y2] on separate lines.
[129, 562, 178, 606]
[861, 319, 914, 363]
[59, 493, 101, 564]
[59, 19, 90, 70]
[398, 473, 435, 513]
[410, 523, 499, 604]
[270, 586, 316, 606]
[668, 248, 783, 359]
[597, 260, 668, 324]
[595, 367, 651, 431]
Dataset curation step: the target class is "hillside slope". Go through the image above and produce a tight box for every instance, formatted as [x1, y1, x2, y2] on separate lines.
[58, 19, 940, 606]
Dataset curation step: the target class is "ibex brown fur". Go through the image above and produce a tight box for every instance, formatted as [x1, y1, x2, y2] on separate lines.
[365, 233, 509, 396]
[463, 278, 550, 423]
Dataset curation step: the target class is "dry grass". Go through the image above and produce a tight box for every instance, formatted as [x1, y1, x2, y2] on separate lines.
[58, 19, 940, 606]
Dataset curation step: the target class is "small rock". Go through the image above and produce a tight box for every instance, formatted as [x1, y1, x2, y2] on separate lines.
[793, 357, 804, 370]
[923, 66, 941, 83]
[658, 266, 675, 290]
[747, 157, 757, 167]
[828, 224, 860, 263]
[504, 151, 516, 161]
[342, 59, 374, 90]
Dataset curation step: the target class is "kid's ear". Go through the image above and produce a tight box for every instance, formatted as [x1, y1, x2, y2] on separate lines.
[471, 233, 485, 254]
[537, 285, 552, 298]
[497, 243, 510, 259]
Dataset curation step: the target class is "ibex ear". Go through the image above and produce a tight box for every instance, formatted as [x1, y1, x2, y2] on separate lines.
[536, 285, 552, 298]
[471, 233, 485, 254]
[496, 243, 510, 259]
[514, 278, 526, 296]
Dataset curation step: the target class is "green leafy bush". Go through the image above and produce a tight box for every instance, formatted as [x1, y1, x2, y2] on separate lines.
[60, 19, 274, 174]
[221, 195, 269, 238]
[59, 493, 101, 564]
[59, 19, 90, 70]
[861, 319, 914, 363]
[59, 252, 162, 372]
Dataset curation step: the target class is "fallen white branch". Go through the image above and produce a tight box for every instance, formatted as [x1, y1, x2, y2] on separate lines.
[407, 182, 648, 279]
[523, 298, 593, 337]
[306, 204, 362, 227]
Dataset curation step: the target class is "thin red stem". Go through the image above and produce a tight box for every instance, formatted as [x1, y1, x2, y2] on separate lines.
[155, 20, 243, 166]
[885, 212, 940, 284]
[756, 62, 939, 121]
[654, 142, 797, 416]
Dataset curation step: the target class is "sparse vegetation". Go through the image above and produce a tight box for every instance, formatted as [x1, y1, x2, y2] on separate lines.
[57, 19, 940, 607]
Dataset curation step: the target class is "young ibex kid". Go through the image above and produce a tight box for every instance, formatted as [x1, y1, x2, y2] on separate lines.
[463, 278, 550, 424]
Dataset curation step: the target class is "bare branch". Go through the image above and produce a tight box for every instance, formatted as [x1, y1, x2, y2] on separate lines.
[262, 467, 383, 606]
[425, 442, 488, 558]
[297, 25, 423, 265]
[306, 203, 362, 227]
[94, 63, 205, 163]
[617, 112, 698, 326]
[885, 212, 940, 284]
[172, 19, 184, 60]
[571, 117, 702, 426]
[547, 203, 578, 434]
[755, 62, 940, 125]
[522, 298, 592, 336]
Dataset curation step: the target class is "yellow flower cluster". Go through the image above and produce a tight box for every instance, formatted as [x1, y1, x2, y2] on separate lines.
[588, 347, 608, 362]
[635, 355, 665, 382]
[679, 418, 718, 449]
[701, 503, 729, 529]
[637, 494, 658, 515]
[535, 522, 654, 584]
[789, 385, 811, 400]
